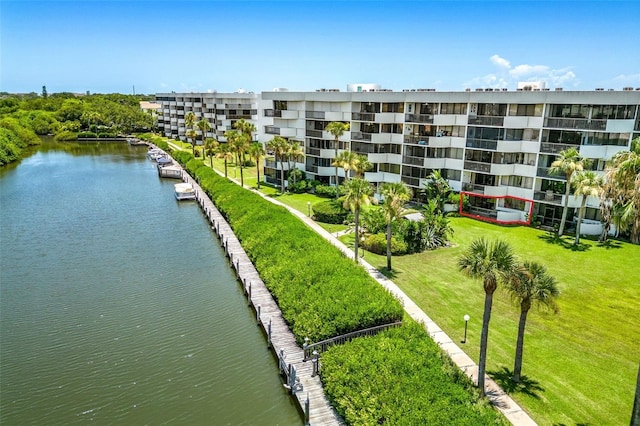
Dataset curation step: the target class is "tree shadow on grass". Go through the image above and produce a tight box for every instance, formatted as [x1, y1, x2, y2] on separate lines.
[537, 233, 591, 252]
[597, 239, 623, 250]
[488, 366, 544, 400]
[378, 267, 399, 280]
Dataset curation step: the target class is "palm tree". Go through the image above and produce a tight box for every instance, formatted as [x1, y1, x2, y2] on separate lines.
[325, 121, 350, 192]
[225, 130, 250, 187]
[423, 170, 452, 213]
[354, 154, 372, 178]
[184, 111, 197, 155]
[288, 140, 305, 187]
[248, 142, 266, 189]
[505, 261, 559, 383]
[215, 143, 234, 178]
[572, 170, 604, 245]
[548, 148, 589, 236]
[381, 182, 412, 271]
[203, 137, 219, 168]
[266, 136, 289, 193]
[600, 138, 640, 243]
[343, 178, 376, 262]
[458, 238, 516, 395]
[233, 118, 257, 164]
[332, 150, 358, 181]
[197, 118, 212, 157]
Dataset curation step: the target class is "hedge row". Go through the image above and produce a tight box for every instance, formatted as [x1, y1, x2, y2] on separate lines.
[181, 157, 404, 343]
[321, 319, 507, 425]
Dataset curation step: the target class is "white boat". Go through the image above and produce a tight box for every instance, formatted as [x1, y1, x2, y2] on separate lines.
[147, 148, 167, 161]
[159, 164, 182, 179]
[174, 183, 196, 200]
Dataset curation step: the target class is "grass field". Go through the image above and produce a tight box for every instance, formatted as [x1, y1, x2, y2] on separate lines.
[166, 138, 639, 425]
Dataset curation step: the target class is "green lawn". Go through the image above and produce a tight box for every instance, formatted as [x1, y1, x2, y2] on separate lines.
[364, 217, 639, 426]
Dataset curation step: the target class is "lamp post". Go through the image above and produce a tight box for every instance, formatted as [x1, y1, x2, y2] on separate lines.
[462, 314, 470, 343]
[307, 201, 311, 217]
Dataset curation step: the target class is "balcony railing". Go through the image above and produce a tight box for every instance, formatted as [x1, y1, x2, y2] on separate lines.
[225, 103, 253, 109]
[537, 167, 566, 179]
[534, 190, 563, 204]
[401, 176, 421, 187]
[402, 156, 424, 166]
[265, 126, 280, 135]
[468, 116, 505, 126]
[306, 147, 321, 156]
[466, 139, 498, 150]
[462, 183, 486, 194]
[540, 142, 577, 154]
[264, 109, 282, 117]
[264, 159, 279, 169]
[404, 135, 430, 145]
[544, 117, 607, 130]
[306, 164, 318, 174]
[351, 132, 373, 141]
[404, 114, 434, 123]
[464, 160, 491, 173]
[306, 110, 325, 119]
[352, 112, 376, 121]
[306, 129, 323, 138]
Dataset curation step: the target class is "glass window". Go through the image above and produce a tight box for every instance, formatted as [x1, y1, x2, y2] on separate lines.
[440, 103, 468, 114]
[477, 103, 507, 116]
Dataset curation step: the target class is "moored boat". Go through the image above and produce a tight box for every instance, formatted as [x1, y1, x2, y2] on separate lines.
[174, 183, 196, 200]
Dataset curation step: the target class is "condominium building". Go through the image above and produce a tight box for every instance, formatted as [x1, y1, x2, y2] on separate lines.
[156, 86, 640, 233]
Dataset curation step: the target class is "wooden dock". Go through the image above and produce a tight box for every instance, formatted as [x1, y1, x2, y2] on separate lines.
[180, 172, 343, 425]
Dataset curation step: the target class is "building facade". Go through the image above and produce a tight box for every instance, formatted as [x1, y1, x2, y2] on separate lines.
[156, 87, 640, 231]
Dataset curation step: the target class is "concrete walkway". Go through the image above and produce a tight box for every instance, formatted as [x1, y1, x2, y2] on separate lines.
[166, 144, 536, 425]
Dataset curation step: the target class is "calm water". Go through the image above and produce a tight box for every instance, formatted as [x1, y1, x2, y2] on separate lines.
[0, 142, 300, 425]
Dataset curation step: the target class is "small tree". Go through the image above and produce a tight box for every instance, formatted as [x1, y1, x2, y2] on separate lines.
[572, 170, 603, 244]
[248, 142, 266, 189]
[325, 121, 350, 192]
[381, 182, 412, 271]
[343, 178, 376, 262]
[548, 148, 588, 236]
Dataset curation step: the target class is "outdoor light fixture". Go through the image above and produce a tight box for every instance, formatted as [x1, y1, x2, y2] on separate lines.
[462, 314, 470, 343]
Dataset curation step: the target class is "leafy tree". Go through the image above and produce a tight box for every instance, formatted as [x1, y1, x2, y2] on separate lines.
[458, 238, 516, 395]
[548, 148, 589, 236]
[203, 137, 219, 168]
[332, 150, 358, 181]
[381, 182, 412, 271]
[600, 138, 640, 244]
[423, 170, 452, 213]
[42, 85, 48, 98]
[266, 136, 289, 193]
[572, 170, 603, 244]
[197, 118, 212, 156]
[505, 261, 559, 383]
[225, 130, 250, 187]
[343, 178, 376, 262]
[248, 142, 266, 188]
[215, 143, 234, 178]
[353, 154, 372, 178]
[184, 111, 197, 155]
[233, 118, 256, 164]
[325, 121, 350, 193]
[287, 140, 304, 187]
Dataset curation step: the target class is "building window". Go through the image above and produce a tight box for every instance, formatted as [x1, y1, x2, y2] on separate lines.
[509, 104, 543, 117]
[440, 103, 467, 115]
[477, 103, 507, 116]
[381, 103, 404, 113]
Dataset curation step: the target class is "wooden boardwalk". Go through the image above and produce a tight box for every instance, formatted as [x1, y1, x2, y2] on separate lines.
[180, 172, 343, 426]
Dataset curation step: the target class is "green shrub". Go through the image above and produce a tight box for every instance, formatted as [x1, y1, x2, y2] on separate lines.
[321, 320, 507, 425]
[54, 130, 77, 141]
[314, 184, 343, 198]
[98, 132, 115, 138]
[0, 128, 23, 166]
[78, 131, 98, 138]
[363, 233, 407, 255]
[312, 199, 348, 224]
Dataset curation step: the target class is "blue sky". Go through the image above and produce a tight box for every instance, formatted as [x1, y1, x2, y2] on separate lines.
[2, 0, 639, 94]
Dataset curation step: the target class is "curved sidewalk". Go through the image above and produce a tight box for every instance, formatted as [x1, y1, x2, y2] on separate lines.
[255, 190, 537, 426]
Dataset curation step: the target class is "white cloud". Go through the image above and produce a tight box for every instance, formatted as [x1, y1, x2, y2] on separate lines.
[467, 55, 579, 89]
[613, 73, 640, 84]
[490, 54, 510, 69]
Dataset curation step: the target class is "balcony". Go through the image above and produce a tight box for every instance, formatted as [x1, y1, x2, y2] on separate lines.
[306, 129, 323, 138]
[540, 142, 577, 154]
[404, 135, 429, 145]
[265, 126, 280, 135]
[306, 147, 321, 157]
[401, 176, 421, 187]
[352, 132, 373, 141]
[544, 117, 606, 130]
[462, 183, 486, 194]
[537, 167, 565, 179]
[404, 114, 434, 123]
[468, 116, 505, 126]
[466, 139, 498, 150]
[226, 103, 253, 109]
[352, 112, 376, 121]
[464, 161, 491, 173]
[264, 109, 282, 117]
[305, 110, 325, 119]
[402, 156, 424, 166]
[534, 190, 563, 204]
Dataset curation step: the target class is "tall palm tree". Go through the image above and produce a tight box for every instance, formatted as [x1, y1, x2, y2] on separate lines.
[458, 238, 516, 395]
[233, 118, 257, 164]
[600, 138, 640, 244]
[184, 111, 197, 155]
[343, 178, 376, 262]
[203, 137, 219, 168]
[423, 170, 452, 213]
[332, 150, 359, 181]
[288, 140, 305, 187]
[505, 261, 559, 383]
[248, 142, 266, 189]
[266, 136, 289, 193]
[354, 154, 372, 178]
[325, 121, 350, 192]
[381, 182, 412, 271]
[572, 170, 604, 244]
[225, 130, 250, 187]
[548, 148, 588, 236]
[215, 143, 234, 178]
[197, 118, 212, 157]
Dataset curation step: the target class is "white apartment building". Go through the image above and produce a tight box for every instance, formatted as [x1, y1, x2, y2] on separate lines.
[156, 87, 640, 232]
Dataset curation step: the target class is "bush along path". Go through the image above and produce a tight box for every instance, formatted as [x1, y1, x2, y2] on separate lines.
[172, 151, 534, 425]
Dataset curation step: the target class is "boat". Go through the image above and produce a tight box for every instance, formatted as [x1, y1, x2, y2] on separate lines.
[174, 182, 196, 200]
[159, 164, 182, 179]
[147, 148, 167, 161]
